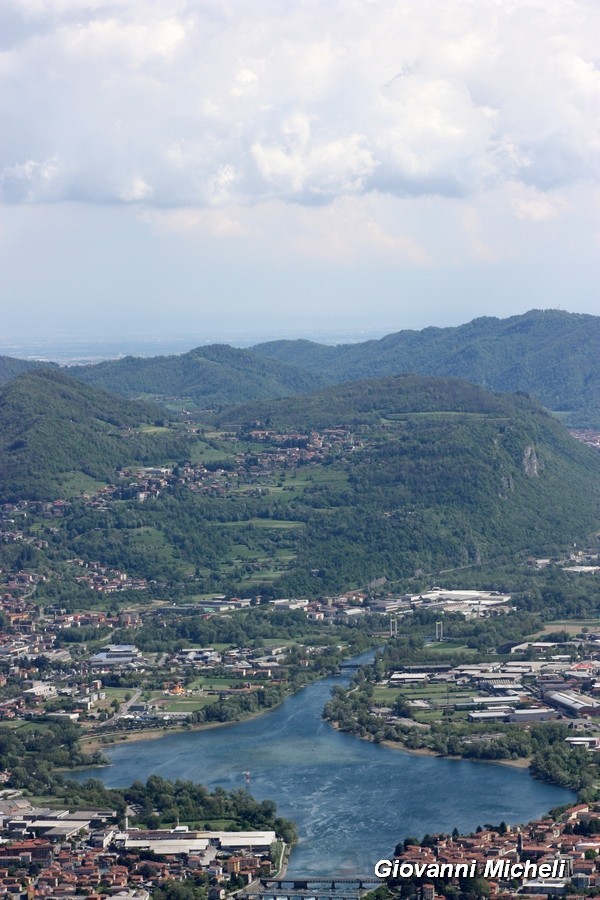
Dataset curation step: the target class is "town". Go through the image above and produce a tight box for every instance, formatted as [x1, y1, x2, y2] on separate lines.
[0, 788, 282, 899]
[388, 800, 600, 898]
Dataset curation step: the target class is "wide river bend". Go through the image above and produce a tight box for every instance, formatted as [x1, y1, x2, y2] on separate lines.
[78, 652, 574, 874]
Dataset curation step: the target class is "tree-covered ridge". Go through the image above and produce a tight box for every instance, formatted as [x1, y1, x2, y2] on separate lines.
[0, 369, 188, 502]
[213, 373, 524, 429]
[0, 354, 57, 386]
[2, 310, 598, 424]
[250, 309, 600, 426]
[68, 343, 327, 408]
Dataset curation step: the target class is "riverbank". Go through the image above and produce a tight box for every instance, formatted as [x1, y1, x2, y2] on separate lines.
[80, 714, 533, 772]
[379, 738, 531, 769]
[327, 722, 531, 771]
[78, 649, 380, 760]
[80, 701, 288, 755]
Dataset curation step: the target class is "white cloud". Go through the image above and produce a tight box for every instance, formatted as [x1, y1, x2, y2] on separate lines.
[251, 119, 376, 200]
[0, 156, 60, 201]
[461, 207, 505, 263]
[509, 183, 563, 222]
[1, 0, 600, 214]
[119, 176, 152, 202]
[141, 206, 245, 238]
[282, 197, 432, 265]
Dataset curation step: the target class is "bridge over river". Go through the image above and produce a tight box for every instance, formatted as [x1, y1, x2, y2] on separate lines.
[241, 875, 381, 900]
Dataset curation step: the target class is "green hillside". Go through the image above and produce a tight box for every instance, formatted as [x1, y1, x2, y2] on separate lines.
[3, 309, 596, 425]
[0, 369, 187, 502]
[1, 369, 598, 596]
[214, 374, 515, 429]
[0, 355, 57, 386]
[68, 343, 327, 409]
[250, 309, 600, 426]
[213, 375, 600, 593]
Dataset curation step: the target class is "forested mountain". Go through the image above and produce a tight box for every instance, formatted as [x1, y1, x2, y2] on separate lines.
[1, 370, 598, 593]
[212, 375, 600, 592]
[68, 343, 327, 408]
[1, 310, 597, 424]
[250, 309, 600, 426]
[0, 354, 56, 386]
[0, 369, 187, 502]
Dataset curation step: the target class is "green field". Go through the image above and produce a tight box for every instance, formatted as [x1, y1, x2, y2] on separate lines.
[535, 619, 600, 636]
[382, 412, 510, 422]
[161, 697, 217, 713]
[371, 682, 474, 706]
[0, 721, 53, 733]
[423, 641, 478, 658]
[187, 676, 254, 690]
[137, 425, 172, 435]
[188, 441, 236, 464]
[217, 518, 304, 530]
[58, 471, 108, 496]
[121, 526, 194, 575]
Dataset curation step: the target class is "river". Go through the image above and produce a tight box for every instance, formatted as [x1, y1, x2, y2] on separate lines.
[77, 652, 574, 874]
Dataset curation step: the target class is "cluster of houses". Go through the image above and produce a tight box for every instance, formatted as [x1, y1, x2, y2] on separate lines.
[570, 428, 600, 452]
[173, 645, 286, 679]
[371, 589, 514, 619]
[0, 630, 308, 727]
[46, 426, 361, 510]
[268, 588, 516, 626]
[70, 561, 147, 596]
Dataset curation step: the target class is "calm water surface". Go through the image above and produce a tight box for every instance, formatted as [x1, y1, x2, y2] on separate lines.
[78, 653, 574, 874]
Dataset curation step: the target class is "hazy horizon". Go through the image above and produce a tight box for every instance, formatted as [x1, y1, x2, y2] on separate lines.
[0, 305, 593, 366]
[0, 321, 395, 364]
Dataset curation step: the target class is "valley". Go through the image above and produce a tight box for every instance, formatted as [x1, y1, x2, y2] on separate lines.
[0, 314, 599, 897]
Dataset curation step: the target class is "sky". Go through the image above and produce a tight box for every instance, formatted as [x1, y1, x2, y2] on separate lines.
[1, 0, 599, 347]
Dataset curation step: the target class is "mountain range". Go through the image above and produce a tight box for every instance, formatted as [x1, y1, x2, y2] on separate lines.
[250, 309, 600, 427]
[1, 310, 597, 426]
[0, 355, 57, 386]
